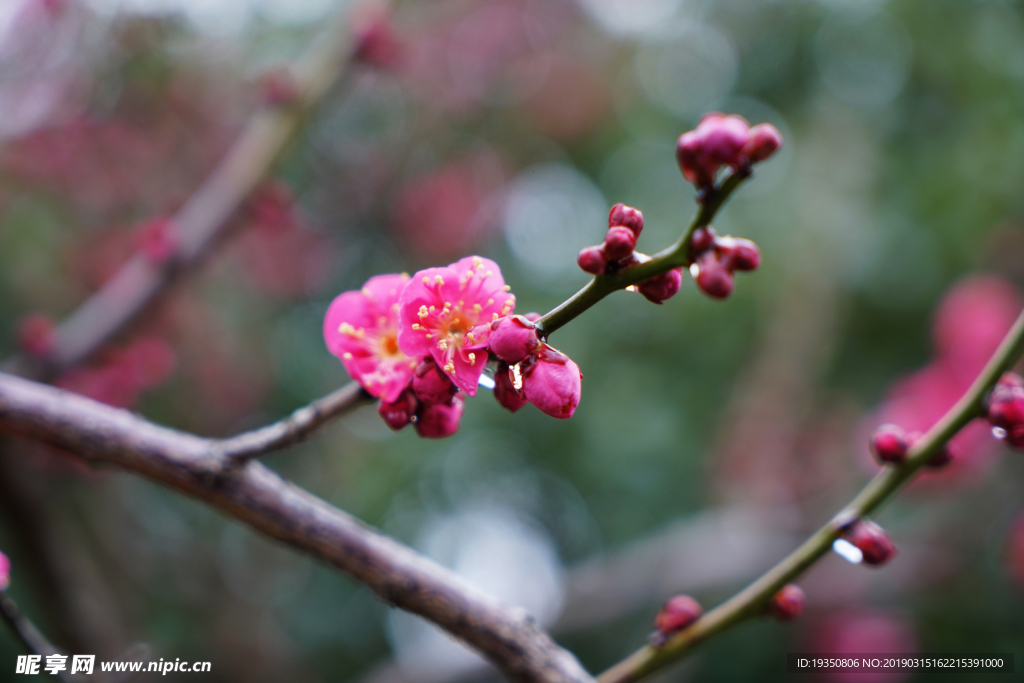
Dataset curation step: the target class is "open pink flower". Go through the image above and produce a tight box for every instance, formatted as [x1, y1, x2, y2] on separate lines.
[324, 274, 418, 403]
[398, 256, 515, 395]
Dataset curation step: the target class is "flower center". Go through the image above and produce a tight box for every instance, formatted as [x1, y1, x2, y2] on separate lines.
[381, 333, 400, 356]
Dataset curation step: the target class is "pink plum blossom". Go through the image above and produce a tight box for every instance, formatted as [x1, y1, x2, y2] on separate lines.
[521, 345, 582, 419]
[324, 274, 418, 403]
[398, 256, 515, 395]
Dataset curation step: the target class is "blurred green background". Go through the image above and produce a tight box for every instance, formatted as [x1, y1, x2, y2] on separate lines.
[2, 0, 1024, 681]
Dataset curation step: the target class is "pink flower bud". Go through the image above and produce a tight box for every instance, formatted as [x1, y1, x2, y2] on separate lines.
[844, 520, 896, 566]
[521, 345, 582, 419]
[675, 131, 716, 187]
[690, 226, 717, 255]
[0, 550, 9, 590]
[722, 237, 761, 272]
[743, 123, 783, 164]
[259, 66, 301, 106]
[608, 203, 644, 237]
[768, 584, 805, 621]
[1006, 426, 1024, 450]
[17, 314, 55, 358]
[378, 389, 418, 431]
[135, 217, 178, 264]
[694, 253, 734, 299]
[354, 14, 402, 68]
[603, 226, 637, 261]
[698, 113, 750, 167]
[415, 394, 464, 438]
[655, 595, 702, 635]
[988, 382, 1024, 432]
[489, 315, 541, 364]
[637, 267, 683, 304]
[577, 245, 609, 275]
[412, 357, 457, 405]
[493, 362, 528, 413]
[870, 424, 909, 465]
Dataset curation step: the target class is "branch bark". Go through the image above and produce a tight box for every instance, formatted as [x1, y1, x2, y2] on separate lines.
[0, 372, 594, 683]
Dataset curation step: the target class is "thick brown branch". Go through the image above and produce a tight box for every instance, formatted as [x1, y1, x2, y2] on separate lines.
[0, 372, 594, 683]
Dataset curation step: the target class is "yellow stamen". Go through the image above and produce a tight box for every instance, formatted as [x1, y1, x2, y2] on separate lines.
[435, 275, 444, 285]
[418, 305, 429, 319]
[468, 352, 476, 364]
[343, 352, 352, 360]
[504, 285, 511, 291]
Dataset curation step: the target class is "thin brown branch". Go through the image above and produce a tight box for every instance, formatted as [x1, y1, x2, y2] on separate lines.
[0, 372, 594, 683]
[217, 381, 372, 465]
[0, 591, 75, 683]
[5, 7, 364, 378]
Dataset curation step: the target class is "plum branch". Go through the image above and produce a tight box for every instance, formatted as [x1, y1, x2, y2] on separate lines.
[596, 307, 1024, 683]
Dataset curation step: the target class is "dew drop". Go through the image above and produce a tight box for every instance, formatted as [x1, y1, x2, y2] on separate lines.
[689, 263, 700, 278]
[478, 374, 496, 390]
[832, 538, 863, 564]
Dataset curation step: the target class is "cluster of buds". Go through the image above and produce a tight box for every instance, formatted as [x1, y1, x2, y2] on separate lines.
[842, 520, 897, 567]
[378, 357, 465, 438]
[676, 113, 782, 191]
[577, 204, 683, 304]
[986, 372, 1024, 449]
[651, 594, 702, 646]
[577, 203, 644, 276]
[489, 315, 583, 419]
[688, 226, 761, 299]
[868, 423, 954, 469]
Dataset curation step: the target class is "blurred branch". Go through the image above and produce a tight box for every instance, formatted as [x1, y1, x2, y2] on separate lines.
[597, 307, 1024, 683]
[0, 372, 594, 683]
[5, 5, 367, 379]
[0, 591, 75, 683]
[537, 172, 746, 337]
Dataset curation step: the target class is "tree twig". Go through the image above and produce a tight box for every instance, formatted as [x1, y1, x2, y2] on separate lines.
[537, 172, 747, 337]
[4, 6, 366, 378]
[0, 591, 74, 683]
[597, 307, 1024, 683]
[217, 381, 372, 465]
[0, 372, 594, 683]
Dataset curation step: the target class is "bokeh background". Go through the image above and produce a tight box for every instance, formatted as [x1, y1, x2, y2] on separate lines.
[1, 0, 1024, 681]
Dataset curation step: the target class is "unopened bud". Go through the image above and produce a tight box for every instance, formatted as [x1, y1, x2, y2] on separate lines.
[415, 395, 464, 438]
[412, 358, 457, 405]
[637, 267, 683, 304]
[743, 123, 783, 164]
[870, 424, 909, 465]
[577, 245, 608, 275]
[723, 237, 761, 272]
[604, 226, 637, 261]
[489, 315, 540, 364]
[608, 203, 644, 237]
[521, 345, 582, 419]
[767, 584, 805, 621]
[694, 253, 734, 299]
[493, 362, 528, 413]
[843, 520, 896, 567]
[378, 389, 418, 431]
[655, 595, 702, 635]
